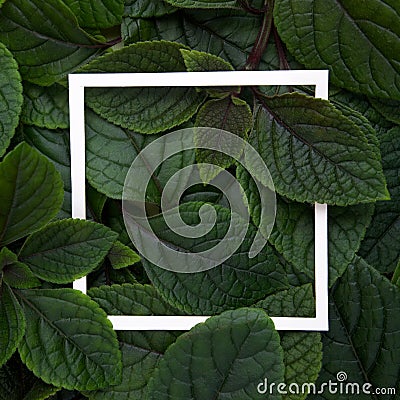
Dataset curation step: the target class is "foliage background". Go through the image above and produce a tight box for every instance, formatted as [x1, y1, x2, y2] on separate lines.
[0, 0, 399, 399]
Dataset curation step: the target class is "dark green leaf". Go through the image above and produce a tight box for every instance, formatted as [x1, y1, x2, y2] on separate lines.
[359, 126, 400, 273]
[369, 97, 400, 125]
[144, 202, 288, 314]
[62, 0, 124, 28]
[274, 0, 400, 99]
[88, 284, 184, 352]
[88, 284, 184, 399]
[0, 355, 59, 400]
[181, 48, 234, 71]
[3, 262, 41, 290]
[195, 96, 252, 181]
[269, 197, 374, 286]
[124, 0, 176, 17]
[0, 284, 25, 367]
[82, 41, 205, 134]
[21, 83, 69, 129]
[0, 247, 18, 272]
[0, 0, 102, 85]
[86, 342, 160, 400]
[17, 288, 122, 390]
[121, 18, 159, 45]
[108, 241, 141, 270]
[250, 93, 388, 205]
[0, 42, 23, 157]
[87, 185, 107, 221]
[23, 126, 71, 219]
[85, 109, 194, 199]
[255, 285, 322, 400]
[146, 308, 285, 400]
[142, 9, 280, 72]
[0, 143, 64, 246]
[311, 257, 400, 400]
[19, 219, 118, 284]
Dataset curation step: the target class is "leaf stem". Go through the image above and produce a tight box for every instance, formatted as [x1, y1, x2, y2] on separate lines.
[273, 24, 290, 70]
[244, 0, 274, 71]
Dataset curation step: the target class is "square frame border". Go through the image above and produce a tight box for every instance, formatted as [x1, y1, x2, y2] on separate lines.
[69, 70, 329, 331]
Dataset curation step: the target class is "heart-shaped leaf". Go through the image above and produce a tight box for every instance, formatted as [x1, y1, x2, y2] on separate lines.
[146, 308, 285, 400]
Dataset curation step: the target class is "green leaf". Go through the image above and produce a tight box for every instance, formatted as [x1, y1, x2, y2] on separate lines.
[271, 197, 374, 286]
[254, 284, 315, 318]
[181, 48, 234, 71]
[0, 284, 25, 368]
[17, 288, 122, 391]
[121, 18, 159, 45]
[85, 109, 195, 199]
[369, 97, 400, 125]
[87, 184, 107, 221]
[23, 126, 71, 219]
[250, 92, 388, 205]
[0, 247, 18, 272]
[195, 96, 252, 181]
[0, 42, 23, 157]
[21, 83, 69, 129]
[237, 164, 374, 286]
[181, 49, 238, 97]
[2, 251, 41, 289]
[82, 41, 205, 134]
[255, 285, 322, 400]
[312, 257, 400, 399]
[0, 355, 59, 400]
[0, 0, 102, 86]
[108, 241, 141, 270]
[331, 89, 394, 134]
[19, 219, 118, 284]
[144, 202, 288, 314]
[88, 284, 184, 352]
[88, 284, 184, 399]
[146, 308, 285, 400]
[124, 0, 176, 17]
[274, 0, 400, 100]
[0, 142, 64, 246]
[19, 381, 59, 400]
[62, 0, 124, 28]
[86, 343, 161, 400]
[359, 126, 400, 273]
[139, 9, 281, 72]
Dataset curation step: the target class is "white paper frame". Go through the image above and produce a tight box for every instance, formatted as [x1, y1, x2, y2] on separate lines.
[69, 70, 329, 331]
